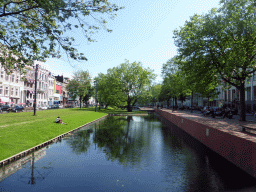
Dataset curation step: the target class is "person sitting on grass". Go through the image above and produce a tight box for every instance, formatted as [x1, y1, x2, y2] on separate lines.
[56, 116, 67, 124]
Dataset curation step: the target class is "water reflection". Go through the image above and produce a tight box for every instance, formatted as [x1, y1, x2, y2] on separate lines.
[66, 129, 92, 155]
[0, 146, 53, 185]
[94, 116, 136, 163]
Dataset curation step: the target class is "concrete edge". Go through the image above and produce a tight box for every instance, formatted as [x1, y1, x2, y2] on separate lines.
[109, 113, 148, 116]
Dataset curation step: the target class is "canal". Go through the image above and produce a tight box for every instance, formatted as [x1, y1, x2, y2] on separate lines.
[1, 114, 256, 191]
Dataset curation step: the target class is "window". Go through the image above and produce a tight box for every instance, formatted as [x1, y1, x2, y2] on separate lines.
[11, 88, 14, 96]
[16, 76, 19, 83]
[12, 75, 14, 82]
[0, 71, 3, 78]
[0, 86, 2, 94]
[16, 89, 18, 96]
[5, 87, 8, 95]
[5, 75, 9, 81]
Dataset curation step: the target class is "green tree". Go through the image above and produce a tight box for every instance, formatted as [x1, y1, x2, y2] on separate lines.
[66, 70, 92, 108]
[95, 73, 116, 109]
[96, 60, 155, 112]
[173, 0, 256, 121]
[159, 76, 173, 107]
[0, 0, 123, 74]
[136, 86, 152, 107]
[83, 87, 94, 107]
[160, 57, 190, 108]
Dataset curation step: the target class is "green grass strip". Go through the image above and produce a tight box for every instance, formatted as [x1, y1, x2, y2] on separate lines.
[84, 106, 148, 114]
[0, 108, 107, 161]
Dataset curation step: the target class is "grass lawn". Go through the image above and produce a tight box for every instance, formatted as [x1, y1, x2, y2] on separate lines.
[0, 108, 107, 161]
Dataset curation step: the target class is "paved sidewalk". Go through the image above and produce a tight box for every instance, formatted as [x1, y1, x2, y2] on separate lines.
[160, 109, 256, 143]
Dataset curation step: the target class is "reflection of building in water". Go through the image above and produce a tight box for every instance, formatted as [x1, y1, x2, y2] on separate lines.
[0, 147, 47, 183]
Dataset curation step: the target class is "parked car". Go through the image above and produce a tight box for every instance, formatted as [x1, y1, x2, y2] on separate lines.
[58, 105, 63, 109]
[48, 105, 59, 109]
[11, 105, 24, 113]
[48, 105, 53, 109]
[0, 105, 11, 113]
[39, 105, 48, 110]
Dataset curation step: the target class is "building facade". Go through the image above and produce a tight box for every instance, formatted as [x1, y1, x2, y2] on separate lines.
[0, 63, 71, 107]
[0, 65, 25, 105]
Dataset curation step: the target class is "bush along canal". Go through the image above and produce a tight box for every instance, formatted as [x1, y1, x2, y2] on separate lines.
[1, 114, 256, 192]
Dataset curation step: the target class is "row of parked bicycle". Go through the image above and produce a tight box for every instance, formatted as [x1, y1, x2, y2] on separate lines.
[201, 106, 237, 119]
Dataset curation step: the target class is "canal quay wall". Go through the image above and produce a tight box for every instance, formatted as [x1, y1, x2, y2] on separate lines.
[155, 108, 256, 179]
[0, 115, 108, 167]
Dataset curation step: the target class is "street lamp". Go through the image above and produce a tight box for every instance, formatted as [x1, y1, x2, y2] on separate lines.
[34, 64, 38, 116]
[94, 80, 97, 112]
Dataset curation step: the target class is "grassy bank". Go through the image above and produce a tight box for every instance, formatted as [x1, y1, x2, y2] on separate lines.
[84, 107, 148, 114]
[0, 108, 107, 161]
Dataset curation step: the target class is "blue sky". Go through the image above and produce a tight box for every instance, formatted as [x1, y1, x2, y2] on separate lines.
[44, 0, 222, 83]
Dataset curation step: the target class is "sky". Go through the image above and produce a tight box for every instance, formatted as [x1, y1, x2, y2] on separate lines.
[44, 0, 222, 83]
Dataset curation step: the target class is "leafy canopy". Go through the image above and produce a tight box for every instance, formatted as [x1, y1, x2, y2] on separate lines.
[173, 0, 256, 120]
[66, 70, 92, 108]
[96, 60, 156, 111]
[0, 0, 123, 73]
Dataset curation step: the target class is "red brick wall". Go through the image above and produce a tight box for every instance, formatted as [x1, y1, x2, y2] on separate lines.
[156, 108, 256, 179]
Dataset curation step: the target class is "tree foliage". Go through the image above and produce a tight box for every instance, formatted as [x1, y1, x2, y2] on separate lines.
[159, 57, 190, 107]
[0, 0, 123, 73]
[137, 83, 161, 106]
[66, 70, 92, 108]
[96, 60, 155, 112]
[173, 0, 256, 121]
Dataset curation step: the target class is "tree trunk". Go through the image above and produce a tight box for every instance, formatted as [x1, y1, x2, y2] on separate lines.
[167, 100, 169, 108]
[239, 83, 246, 121]
[173, 97, 175, 111]
[80, 96, 82, 109]
[191, 91, 193, 113]
[127, 105, 132, 112]
[127, 100, 132, 112]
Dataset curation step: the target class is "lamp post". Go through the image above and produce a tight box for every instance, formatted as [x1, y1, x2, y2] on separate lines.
[34, 64, 38, 116]
[94, 80, 97, 112]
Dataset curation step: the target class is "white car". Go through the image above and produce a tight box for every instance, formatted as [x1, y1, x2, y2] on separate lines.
[39, 105, 48, 110]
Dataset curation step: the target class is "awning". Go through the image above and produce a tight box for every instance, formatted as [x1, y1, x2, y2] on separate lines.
[0, 97, 9, 102]
[27, 90, 34, 94]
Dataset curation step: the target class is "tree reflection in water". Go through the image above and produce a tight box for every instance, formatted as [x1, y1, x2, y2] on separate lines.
[66, 129, 92, 155]
[94, 116, 141, 165]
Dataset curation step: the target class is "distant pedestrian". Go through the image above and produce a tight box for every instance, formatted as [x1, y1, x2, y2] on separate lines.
[56, 116, 62, 123]
[56, 116, 67, 124]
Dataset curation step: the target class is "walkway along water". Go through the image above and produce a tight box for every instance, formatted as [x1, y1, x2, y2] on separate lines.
[155, 108, 256, 179]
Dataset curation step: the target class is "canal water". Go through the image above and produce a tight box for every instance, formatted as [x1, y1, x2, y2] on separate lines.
[1, 115, 256, 192]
